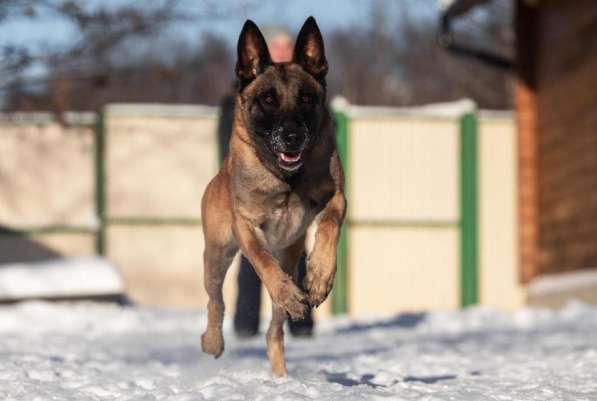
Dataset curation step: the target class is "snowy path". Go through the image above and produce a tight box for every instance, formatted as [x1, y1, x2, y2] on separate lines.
[1, 301, 596, 400]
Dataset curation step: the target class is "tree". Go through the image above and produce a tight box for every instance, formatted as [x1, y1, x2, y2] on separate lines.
[327, 0, 513, 109]
[2, 0, 513, 111]
[0, 0, 234, 112]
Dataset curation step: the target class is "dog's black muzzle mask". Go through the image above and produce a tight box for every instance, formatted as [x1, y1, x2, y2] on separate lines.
[269, 122, 311, 173]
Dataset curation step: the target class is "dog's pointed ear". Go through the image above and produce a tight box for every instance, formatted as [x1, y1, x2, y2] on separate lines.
[293, 16, 328, 79]
[235, 20, 272, 83]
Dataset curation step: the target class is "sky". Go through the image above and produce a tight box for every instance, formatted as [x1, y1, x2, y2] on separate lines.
[0, 0, 441, 88]
[1, 0, 440, 53]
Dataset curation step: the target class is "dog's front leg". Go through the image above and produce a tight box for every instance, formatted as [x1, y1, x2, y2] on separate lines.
[232, 216, 308, 321]
[305, 190, 346, 307]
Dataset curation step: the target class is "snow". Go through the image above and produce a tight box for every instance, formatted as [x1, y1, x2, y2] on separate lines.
[527, 269, 597, 296]
[0, 257, 124, 301]
[1, 301, 596, 400]
[330, 96, 476, 118]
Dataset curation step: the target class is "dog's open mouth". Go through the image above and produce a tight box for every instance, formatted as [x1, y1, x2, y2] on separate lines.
[277, 151, 303, 171]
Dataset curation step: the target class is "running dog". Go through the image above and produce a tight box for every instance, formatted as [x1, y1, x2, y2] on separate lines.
[200, 16, 346, 376]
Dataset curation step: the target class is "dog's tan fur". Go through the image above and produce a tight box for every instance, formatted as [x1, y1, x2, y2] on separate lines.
[200, 17, 345, 376]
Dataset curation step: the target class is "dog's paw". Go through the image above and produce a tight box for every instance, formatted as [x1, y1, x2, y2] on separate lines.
[304, 257, 335, 307]
[201, 329, 225, 358]
[272, 275, 308, 321]
[304, 273, 334, 307]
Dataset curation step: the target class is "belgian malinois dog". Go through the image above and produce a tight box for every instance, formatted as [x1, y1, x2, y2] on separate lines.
[200, 16, 346, 376]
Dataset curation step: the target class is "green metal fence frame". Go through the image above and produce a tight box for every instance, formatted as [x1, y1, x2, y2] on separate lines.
[459, 113, 479, 306]
[332, 111, 349, 314]
[95, 110, 107, 255]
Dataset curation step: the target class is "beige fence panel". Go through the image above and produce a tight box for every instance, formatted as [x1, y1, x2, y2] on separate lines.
[106, 224, 251, 310]
[349, 226, 459, 314]
[105, 104, 218, 219]
[107, 225, 204, 306]
[350, 117, 459, 222]
[103, 104, 219, 307]
[0, 113, 96, 227]
[344, 103, 464, 314]
[478, 112, 525, 308]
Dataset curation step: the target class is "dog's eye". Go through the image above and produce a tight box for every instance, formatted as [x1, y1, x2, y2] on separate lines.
[264, 95, 274, 104]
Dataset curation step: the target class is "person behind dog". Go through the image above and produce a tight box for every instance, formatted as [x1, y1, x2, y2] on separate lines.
[215, 26, 314, 338]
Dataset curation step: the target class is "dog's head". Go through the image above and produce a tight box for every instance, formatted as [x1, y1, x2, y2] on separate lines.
[235, 17, 328, 175]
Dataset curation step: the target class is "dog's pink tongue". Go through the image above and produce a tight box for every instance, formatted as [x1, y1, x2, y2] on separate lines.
[280, 152, 301, 162]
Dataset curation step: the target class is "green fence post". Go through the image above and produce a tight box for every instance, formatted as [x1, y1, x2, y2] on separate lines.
[460, 112, 479, 306]
[95, 110, 106, 256]
[333, 111, 349, 314]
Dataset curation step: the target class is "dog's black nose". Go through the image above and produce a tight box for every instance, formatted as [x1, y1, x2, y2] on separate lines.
[284, 132, 303, 147]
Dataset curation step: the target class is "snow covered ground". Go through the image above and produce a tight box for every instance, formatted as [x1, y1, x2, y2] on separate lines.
[1, 301, 596, 401]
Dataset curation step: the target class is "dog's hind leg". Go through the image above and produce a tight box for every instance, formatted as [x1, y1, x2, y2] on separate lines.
[266, 302, 288, 376]
[201, 242, 236, 358]
[266, 237, 306, 376]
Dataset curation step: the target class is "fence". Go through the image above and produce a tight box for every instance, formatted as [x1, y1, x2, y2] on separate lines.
[333, 105, 524, 315]
[0, 102, 523, 315]
[0, 113, 97, 265]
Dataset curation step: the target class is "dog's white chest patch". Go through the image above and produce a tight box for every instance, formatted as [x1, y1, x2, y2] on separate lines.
[261, 192, 311, 250]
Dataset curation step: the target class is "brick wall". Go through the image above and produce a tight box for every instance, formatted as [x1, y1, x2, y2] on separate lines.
[535, 0, 597, 274]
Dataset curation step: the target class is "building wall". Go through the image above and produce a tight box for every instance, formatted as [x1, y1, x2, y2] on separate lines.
[535, 0, 597, 274]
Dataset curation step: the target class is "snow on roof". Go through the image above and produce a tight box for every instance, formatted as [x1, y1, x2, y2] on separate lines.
[104, 103, 219, 118]
[331, 96, 476, 119]
[0, 111, 97, 125]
